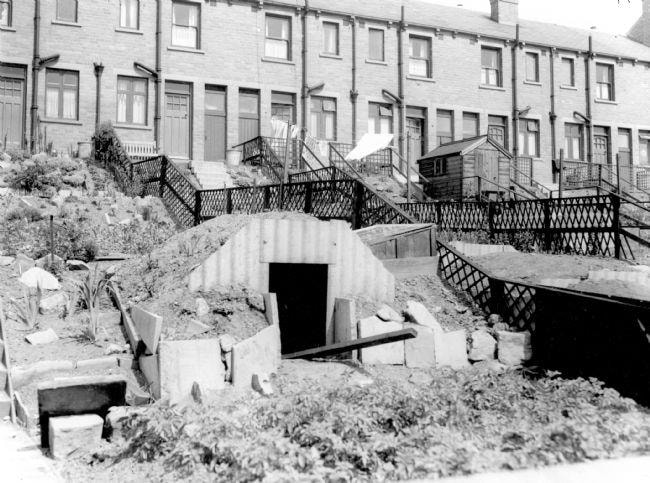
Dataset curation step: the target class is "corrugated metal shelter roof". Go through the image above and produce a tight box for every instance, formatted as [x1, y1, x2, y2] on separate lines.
[419, 135, 511, 160]
[268, 0, 650, 61]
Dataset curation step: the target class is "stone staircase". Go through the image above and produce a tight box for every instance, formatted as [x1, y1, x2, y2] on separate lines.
[190, 161, 235, 190]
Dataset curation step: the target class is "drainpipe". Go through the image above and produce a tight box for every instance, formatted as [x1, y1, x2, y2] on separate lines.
[397, 6, 406, 159]
[549, 48, 557, 181]
[585, 35, 593, 165]
[512, 24, 520, 158]
[93, 63, 104, 131]
[301, 1, 309, 140]
[30, 0, 41, 153]
[350, 16, 358, 144]
[155, 0, 162, 150]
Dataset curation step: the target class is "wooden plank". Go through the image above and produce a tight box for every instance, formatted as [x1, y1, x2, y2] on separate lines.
[282, 328, 417, 360]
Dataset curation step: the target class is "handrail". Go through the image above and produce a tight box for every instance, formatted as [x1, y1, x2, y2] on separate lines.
[259, 138, 284, 182]
[510, 162, 552, 198]
[300, 140, 328, 171]
[470, 175, 535, 200]
[329, 144, 366, 180]
[621, 229, 650, 249]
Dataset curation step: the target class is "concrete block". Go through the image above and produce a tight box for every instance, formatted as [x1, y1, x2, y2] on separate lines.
[231, 325, 281, 389]
[37, 375, 127, 448]
[469, 330, 497, 362]
[437, 330, 469, 369]
[195, 297, 210, 317]
[358, 317, 404, 365]
[498, 331, 533, 366]
[334, 298, 357, 359]
[49, 414, 103, 459]
[19, 267, 60, 290]
[159, 339, 225, 404]
[25, 329, 59, 345]
[39, 293, 69, 316]
[376, 304, 404, 323]
[131, 306, 162, 355]
[405, 301, 444, 334]
[404, 323, 437, 368]
[138, 354, 160, 399]
[251, 373, 273, 396]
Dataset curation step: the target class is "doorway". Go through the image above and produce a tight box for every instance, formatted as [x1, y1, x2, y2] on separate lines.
[204, 86, 226, 161]
[0, 65, 26, 150]
[164, 81, 191, 158]
[268, 263, 328, 355]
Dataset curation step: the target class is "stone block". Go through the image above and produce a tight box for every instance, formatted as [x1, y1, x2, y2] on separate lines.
[186, 319, 211, 337]
[19, 267, 60, 291]
[219, 334, 236, 353]
[498, 331, 533, 366]
[15, 254, 35, 273]
[159, 339, 225, 404]
[195, 297, 210, 317]
[39, 293, 69, 316]
[376, 304, 404, 323]
[251, 373, 273, 396]
[404, 323, 437, 369]
[37, 375, 127, 448]
[358, 317, 404, 365]
[469, 330, 497, 362]
[49, 414, 103, 459]
[405, 301, 444, 334]
[138, 354, 160, 399]
[437, 330, 469, 369]
[231, 325, 281, 389]
[25, 329, 59, 345]
[131, 306, 162, 355]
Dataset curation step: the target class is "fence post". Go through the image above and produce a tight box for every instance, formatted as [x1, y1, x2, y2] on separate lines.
[351, 181, 365, 229]
[435, 202, 442, 226]
[558, 149, 564, 198]
[263, 185, 271, 210]
[612, 194, 621, 259]
[304, 182, 313, 213]
[543, 199, 552, 252]
[487, 200, 495, 239]
[488, 277, 505, 318]
[194, 191, 202, 226]
[226, 189, 233, 214]
[159, 156, 167, 198]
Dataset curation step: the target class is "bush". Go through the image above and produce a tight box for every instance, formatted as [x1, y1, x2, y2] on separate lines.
[5, 206, 43, 222]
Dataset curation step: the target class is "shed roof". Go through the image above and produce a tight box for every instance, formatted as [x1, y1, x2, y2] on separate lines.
[268, 0, 650, 61]
[418, 135, 511, 160]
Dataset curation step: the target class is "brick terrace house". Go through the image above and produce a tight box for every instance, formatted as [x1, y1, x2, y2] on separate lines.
[2, 0, 650, 186]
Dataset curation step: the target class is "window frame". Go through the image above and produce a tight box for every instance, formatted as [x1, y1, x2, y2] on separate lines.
[487, 115, 508, 149]
[368, 102, 394, 135]
[0, 0, 12, 27]
[518, 118, 540, 158]
[481, 47, 502, 87]
[271, 91, 296, 124]
[56, 0, 78, 23]
[119, 0, 139, 30]
[368, 28, 385, 62]
[408, 35, 432, 78]
[560, 57, 575, 87]
[564, 123, 584, 161]
[462, 112, 479, 139]
[596, 63, 615, 101]
[436, 109, 454, 146]
[310, 96, 337, 141]
[639, 131, 650, 166]
[45, 68, 79, 121]
[171, 1, 201, 49]
[265, 14, 292, 60]
[116, 75, 148, 126]
[525, 51, 540, 83]
[322, 21, 339, 56]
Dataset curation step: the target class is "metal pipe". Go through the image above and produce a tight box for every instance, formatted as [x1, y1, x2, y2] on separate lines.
[549, 48, 557, 180]
[93, 63, 104, 131]
[512, 24, 520, 158]
[397, 6, 406, 158]
[155, 0, 162, 150]
[350, 16, 358, 144]
[30, 0, 41, 153]
[301, 1, 309, 139]
[586, 35, 593, 165]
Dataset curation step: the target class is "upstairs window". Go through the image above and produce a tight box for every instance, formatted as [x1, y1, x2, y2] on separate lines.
[322, 22, 339, 55]
[561, 57, 575, 87]
[596, 63, 614, 101]
[57, 0, 78, 23]
[120, 0, 139, 29]
[518, 119, 539, 157]
[368, 28, 385, 61]
[265, 15, 291, 60]
[409, 36, 431, 77]
[172, 1, 200, 49]
[481, 47, 501, 86]
[525, 52, 539, 82]
[0, 0, 11, 27]
[368, 102, 393, 135]
[117, 76, 147, 125]
[45, 69, 78, 120]
[564, 123, 583, 160]
[462, 112, 479, 139]
[436, 110, 453, 145]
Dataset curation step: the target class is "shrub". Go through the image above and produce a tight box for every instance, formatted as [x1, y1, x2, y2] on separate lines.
[5, 206, 43, 222]
[75, 269, 111, 342]
[10, 285, 42, 329]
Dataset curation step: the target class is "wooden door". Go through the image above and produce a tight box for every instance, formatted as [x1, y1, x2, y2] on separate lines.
[593, 135, 609, 165]
[406, 117, 425, 162]
[0, 76, 24, 149]
[164, 92, 190, 158]
[204, 87, 226, 161]
[475, 150, 499, 184]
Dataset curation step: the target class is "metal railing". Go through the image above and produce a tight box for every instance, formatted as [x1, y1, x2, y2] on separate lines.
[328, 142, 393, 176]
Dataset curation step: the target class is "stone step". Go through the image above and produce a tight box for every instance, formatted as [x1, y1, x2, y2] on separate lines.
[0, 392, 10, 418]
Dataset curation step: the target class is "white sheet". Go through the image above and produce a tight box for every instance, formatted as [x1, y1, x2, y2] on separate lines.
[345, 133, 394, 161]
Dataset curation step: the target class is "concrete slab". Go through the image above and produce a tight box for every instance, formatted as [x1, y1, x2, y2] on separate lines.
[159, 339, 225, 404]
[49, 414, 103, 459]
[438, 330, 469, 369]
[37, 375, 127, 448]
[334, 298, 357, 359]
[0, 421, 63, 481]
[138, 354, 160, 399]
[131, 306, 163, 355]
[358, 317, 404, 365]
[25, 329, 59, 345]
[498, 331, 533, 366]
[404, 322, 437, 368]
[231, 325, 281, 389]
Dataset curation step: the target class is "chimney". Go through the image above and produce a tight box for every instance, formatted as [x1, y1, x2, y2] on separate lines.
[490, 0, 519, 25]
[629, 0, 650, 47]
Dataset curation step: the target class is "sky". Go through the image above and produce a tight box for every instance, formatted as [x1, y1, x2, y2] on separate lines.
[421, 0, 643, 34]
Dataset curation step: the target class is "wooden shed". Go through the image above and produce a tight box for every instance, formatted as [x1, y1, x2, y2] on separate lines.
[417, 135, 513, 200]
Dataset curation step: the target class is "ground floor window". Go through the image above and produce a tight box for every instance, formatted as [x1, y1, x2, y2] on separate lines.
[271, 91, 295, 125]
[239, 89, 260, 143]
[518, 119, 539, 157]
[564, 123, 583, 160]
[309, 97, 336, 141]
[639, 131, 650, 165]
[45, 69, 78, 120]
[117, 76, 147, 125]
[368, 102, 393, 135]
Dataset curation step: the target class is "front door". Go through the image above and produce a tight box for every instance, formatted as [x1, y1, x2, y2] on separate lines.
[164, 88, 191, 158]
[204, 87, 226, 161]
[406, 117, 425, 163]
[617, 128, 632, 189]
[0, 75, 24, 149]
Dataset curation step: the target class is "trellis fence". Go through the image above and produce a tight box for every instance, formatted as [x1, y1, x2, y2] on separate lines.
[437, 240, 650, 404]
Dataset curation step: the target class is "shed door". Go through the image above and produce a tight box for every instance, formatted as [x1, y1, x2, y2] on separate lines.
[475, 150, 499, 185]
[0, 76, 24, 149]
